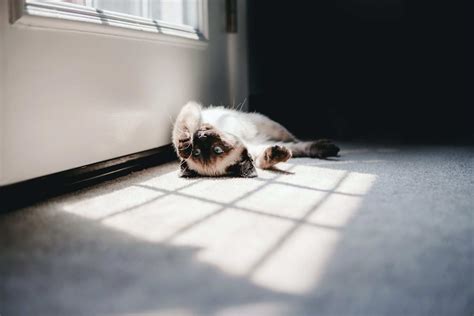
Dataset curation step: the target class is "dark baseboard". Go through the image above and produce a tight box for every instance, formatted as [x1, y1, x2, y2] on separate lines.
[0, 144, 177, 213]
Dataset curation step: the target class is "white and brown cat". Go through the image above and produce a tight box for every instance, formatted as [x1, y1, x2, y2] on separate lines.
[172, 101, 339, 177]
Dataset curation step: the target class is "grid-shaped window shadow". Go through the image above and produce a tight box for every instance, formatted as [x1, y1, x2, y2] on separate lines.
[58, 161, 377, 294]
[94, 165, 368, 277]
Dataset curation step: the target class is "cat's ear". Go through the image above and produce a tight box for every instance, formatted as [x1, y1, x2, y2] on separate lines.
[179, 161, 199, 178]
[226, 149, 257, 178]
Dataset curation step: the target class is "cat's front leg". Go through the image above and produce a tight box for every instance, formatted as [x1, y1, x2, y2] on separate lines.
[172, 101, 202, 159]
[254, 145, 292, 169]
[175, 128, 193, 159]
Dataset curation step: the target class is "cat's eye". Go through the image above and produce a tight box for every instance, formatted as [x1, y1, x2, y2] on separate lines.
[213, 146, 224, 154]
[193, 148, 201, 156]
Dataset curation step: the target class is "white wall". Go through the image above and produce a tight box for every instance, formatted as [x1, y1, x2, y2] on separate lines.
[0, 1, 5, 185]
[0, 0, 248, 185]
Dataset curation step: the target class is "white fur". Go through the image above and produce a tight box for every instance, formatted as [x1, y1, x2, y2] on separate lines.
[172, 101, 202, 146]
[201, 107, 296, 143]
[201, 106, 297, 158]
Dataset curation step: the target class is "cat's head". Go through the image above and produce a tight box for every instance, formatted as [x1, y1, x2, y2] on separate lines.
[180, 124, 257, 178]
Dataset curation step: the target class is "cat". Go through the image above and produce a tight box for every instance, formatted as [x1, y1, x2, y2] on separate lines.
[172, 101, 340, 177]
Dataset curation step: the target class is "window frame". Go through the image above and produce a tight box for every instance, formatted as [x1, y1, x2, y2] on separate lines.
[9, 0, 209, 47]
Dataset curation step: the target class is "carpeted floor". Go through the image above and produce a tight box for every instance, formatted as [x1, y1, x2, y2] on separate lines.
[1, 144, 473, 316]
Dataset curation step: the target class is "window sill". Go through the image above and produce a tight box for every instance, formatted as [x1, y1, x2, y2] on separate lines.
[10, 1, 208, 49]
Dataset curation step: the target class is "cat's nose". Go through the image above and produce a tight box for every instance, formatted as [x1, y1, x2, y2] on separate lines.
[197, 131, 207, 139]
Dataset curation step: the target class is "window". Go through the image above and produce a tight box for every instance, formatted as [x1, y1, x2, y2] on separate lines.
[13, 0, 207, 41]
[52, 0, 200, 29]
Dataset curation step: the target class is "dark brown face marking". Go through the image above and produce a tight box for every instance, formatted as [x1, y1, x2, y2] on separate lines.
[179, 161, 199, 177]
[189, 125, 234, 166]
[225, 149, 257, 178]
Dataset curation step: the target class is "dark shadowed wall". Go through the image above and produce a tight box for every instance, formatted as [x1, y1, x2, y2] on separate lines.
[247, 0, 469, 143]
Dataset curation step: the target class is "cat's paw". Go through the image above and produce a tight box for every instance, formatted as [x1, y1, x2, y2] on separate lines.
[309, 140, 340, 158]
[262, 145, 292, 167]
[177, 131, 193, 159]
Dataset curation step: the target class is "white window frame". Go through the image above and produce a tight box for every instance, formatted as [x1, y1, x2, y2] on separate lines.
[9, 0, 208, 47]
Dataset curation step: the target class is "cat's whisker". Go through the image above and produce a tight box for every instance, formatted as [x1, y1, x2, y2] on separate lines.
[237, 98, 247, 112]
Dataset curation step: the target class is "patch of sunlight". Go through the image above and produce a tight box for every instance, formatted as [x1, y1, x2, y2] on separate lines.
[336, 171, 377, 195]
[287, 159, 384, 167]
[325, 159, 384, 165]
[235, 183, 328, 218]
[179, 177, 264, 204]
[276, 165, 347, 191]
[171, 207, 294, 275]
[305, 172, 377, 227]
[257, 162, 294, 180]
[249, 171, 377, 294]
[308, 194, 364, 227]
[101, 193, 221, 242]
[251, 225, 340, 294]
[60, 163, 377, 296]
[61, 186, 163, 219]
[139, 167, 201, 191]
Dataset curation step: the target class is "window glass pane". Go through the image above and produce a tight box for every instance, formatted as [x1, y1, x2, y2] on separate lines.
[93, 0, 142, 18]
[30, 0, 200, 29]
[150, 0, 199, 28]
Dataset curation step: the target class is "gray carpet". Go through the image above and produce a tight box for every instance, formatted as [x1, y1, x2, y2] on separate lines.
[1, 144, 473, 316]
